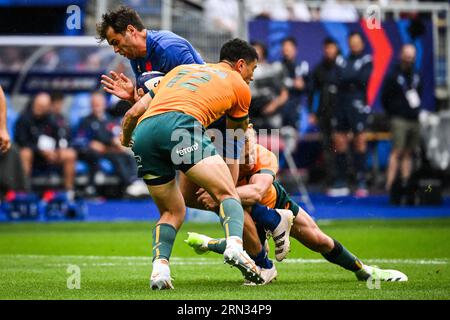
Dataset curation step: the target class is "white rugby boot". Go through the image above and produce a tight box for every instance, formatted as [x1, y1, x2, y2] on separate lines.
[269, 209, 294, 262]
[355, 264, 408, 282]
[223, 237, 264, 285]
[243, 264, 278, 286]
[150, 259, 174, 290]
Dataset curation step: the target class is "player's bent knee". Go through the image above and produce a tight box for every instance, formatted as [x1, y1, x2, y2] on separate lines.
[62, 149, 77, 162]
[159, 210, 185, 230]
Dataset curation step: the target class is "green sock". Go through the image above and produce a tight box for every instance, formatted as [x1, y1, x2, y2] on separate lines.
[322, 239, 363, 272]
[207, 238, 226, 254]
[219, 198, 244, 238]
[152, 223, 177, 262]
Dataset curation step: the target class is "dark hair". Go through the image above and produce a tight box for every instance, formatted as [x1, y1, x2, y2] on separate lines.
[348, 31, 363, 40]
[96, 6, 145, 42]
[50, 91, 64, 102]
[250, 41, 267, 60]
[219, 38, 258, 64]
[323, 37, 337, 46]
[282, 36, 297, 47]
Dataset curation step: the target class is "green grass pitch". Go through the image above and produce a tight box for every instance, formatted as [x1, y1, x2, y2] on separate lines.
[0, 218, 449, 300]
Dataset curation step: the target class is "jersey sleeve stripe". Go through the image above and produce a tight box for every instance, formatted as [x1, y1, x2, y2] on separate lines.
[256, 169, 276, 178]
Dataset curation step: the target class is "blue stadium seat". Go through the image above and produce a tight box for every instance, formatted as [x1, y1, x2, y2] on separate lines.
[75, 160, 90, 175]
[99, 158, 116, 175]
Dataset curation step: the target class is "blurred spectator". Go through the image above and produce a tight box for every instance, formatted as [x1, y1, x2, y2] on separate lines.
[249, 41, 288, 130]
[32, 50, 59, 71]
[308, 37, 342, 185]
[57, 47, 84, 71]
[382, 44, 422, 192]
[329, 32, 373, 197]
[0, 47, 25, 71]
[285, 0, 312, 21]
[14, 93, 77, 199]
[0, 85, 27, 194]
[204, 0, 239, 35]
[84, 53, 102, 71]
[320, 0, 359, 22]
[246, 0, 290, 20]
[280, 37, 310, 130]
[0, 85, 10, 154]
[50, 92, 72, 150]
[73, 92, 147, 197]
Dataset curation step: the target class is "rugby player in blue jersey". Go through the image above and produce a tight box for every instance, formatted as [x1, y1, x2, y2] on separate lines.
[97, 6, 204, 105]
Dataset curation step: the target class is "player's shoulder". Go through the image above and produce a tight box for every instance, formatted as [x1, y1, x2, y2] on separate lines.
[228, 70, 249, 91]
[255, 144, 277, 163]
[148, 30, 189, 49]
[148, 29, 180, 40]
[253, 144, 278, 176]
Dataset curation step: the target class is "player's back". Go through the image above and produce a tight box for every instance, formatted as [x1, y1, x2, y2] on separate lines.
[138, 63, 250, 128]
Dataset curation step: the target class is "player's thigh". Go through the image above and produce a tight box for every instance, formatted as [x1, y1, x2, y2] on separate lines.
[178, 171, 203, 209]
[147, 178, 186, 230]
[185, 154, 238, 203]
[169, 115, 236, 203]
[290, 207, 333, 250]
[290, 207, 318, 237]
[132, 114, 175, 185]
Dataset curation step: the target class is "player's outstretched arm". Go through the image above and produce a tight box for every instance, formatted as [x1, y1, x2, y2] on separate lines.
[120, 93, 152, 147]
[101, 71, 135, 104]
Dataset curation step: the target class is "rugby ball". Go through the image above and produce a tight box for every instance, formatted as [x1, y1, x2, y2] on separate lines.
[137, 71, 165, 93]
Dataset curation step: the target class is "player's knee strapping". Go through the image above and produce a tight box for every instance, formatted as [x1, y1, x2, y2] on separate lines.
[322, 239, 362, 272]
[152, 223, 177, 262]
[219, 198, 244, 238]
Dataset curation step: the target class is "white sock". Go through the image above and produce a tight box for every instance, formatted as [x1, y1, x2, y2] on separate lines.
[152, 259, 170, 275]
[226, 236, 243, 251]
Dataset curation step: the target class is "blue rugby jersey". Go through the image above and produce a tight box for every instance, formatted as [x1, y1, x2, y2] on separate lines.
[130, 30, 204, 78]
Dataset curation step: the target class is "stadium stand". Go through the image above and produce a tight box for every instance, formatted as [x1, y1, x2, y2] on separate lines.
[0, 0, 449, 222]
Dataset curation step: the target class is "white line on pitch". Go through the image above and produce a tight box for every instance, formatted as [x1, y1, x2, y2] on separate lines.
[1, 254, 448, 266]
